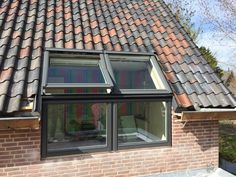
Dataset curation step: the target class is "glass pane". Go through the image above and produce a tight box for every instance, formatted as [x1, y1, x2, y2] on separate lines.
[110, 60, 156, 89]
[48, 59, 105, 83]
[117, 101, 167, 146]
[47, 103, 107, 151]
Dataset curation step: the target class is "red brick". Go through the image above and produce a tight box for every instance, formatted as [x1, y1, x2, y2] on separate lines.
[4, 167, 20, 172]
[10, 150, 26, 155]
[6, 146, 21, 151]
[0, 172, 7, 176]
[13, 137, 28, 142]
[2, 143, 17, 147]
[0, 134, 10, 138]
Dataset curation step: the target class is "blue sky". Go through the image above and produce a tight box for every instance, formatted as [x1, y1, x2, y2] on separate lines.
[191, 2, 236, 72]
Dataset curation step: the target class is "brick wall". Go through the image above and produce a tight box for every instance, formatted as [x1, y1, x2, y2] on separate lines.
[0, 117, 219, 177]
[0, 129, 40, 168]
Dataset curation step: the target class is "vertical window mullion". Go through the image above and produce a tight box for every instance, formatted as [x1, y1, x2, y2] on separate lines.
[107, 103, 112, 151]
[112, 103, 118, 151]
[41, 102, 48, 159]
[167, 101, 172, 146]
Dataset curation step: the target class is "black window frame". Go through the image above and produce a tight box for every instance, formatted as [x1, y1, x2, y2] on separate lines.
[42, 50, 114, 94]
[41, 95, 172, 158]
[41, 48, 173, 158]
[41, 98, 113, 157]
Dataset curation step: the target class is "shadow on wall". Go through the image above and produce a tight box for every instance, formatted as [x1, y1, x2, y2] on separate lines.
[182, 120, 219, 152]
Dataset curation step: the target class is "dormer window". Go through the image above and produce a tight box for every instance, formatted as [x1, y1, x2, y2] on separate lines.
[41, 49, 172, 158]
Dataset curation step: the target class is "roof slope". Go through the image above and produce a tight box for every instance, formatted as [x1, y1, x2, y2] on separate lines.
[222, 71, 236, 97]
[0, 0, 235, 113]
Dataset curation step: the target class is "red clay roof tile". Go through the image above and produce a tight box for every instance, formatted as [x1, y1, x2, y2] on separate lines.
[84, 34, 92, 44]
[166, 54, 176, 64]
[181, 39, 190, 49]
[159, 26, 166, 34]
[113, 43, 122, 51]
[162, 46, 171, 56]
[19, 47, 31, 59]
[84, 42, 93, 50]
[135, 37, 143, 46]
[65, 41, 74, 49]
[93, 35, 102, 44]
[174, 93, 193, 108]
[0, 68, 13, 83]
[112, 17, 120, 24]
[102, 35, 110, 44]
[151, 25, 159, 33]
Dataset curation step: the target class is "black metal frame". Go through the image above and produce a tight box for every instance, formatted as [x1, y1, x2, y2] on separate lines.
[103, 53, 172, 95]
[42, 51, 114, 95]
[41, 99, 112, 158]
[45, 48, 155, 56]
[117, 100, 172, 150]
[41, 95, 172, 158]
[42, 48, 172, 95]
[41, 48, 173, 158]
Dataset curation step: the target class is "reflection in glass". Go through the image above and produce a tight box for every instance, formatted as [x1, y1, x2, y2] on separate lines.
[47, 103, 107, 151]
[48, 59, 105, 84]
[110, 60, 156, 89]
[117, 101, 167, 146]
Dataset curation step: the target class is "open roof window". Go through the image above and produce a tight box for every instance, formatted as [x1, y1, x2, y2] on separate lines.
[48, 58, 105, 84]
[42, 51, 113, 94]
[42, 49, 171, 95]
[105, 54, 171, 94]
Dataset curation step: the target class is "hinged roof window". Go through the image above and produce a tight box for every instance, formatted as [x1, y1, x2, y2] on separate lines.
[42, 52, 113, 94]
[48, 58, 105, 84]
[42, 49, 171, 95]
[106, 54, 170, 94]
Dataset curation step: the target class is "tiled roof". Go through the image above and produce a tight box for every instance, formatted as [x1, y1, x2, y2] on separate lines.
[0, 0, 235, 113]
